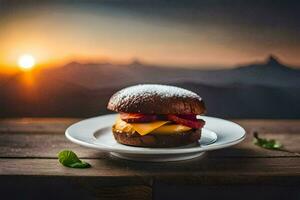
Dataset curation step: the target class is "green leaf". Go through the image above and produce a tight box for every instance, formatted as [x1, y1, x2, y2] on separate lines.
[58, 150, 91, 168]
[253, 132, 283, 150]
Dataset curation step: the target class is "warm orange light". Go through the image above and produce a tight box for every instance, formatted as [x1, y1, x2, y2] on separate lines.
[18, 54, 36, 71]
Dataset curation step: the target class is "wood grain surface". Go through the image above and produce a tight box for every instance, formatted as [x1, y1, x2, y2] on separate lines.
[0, 118, 300, 200]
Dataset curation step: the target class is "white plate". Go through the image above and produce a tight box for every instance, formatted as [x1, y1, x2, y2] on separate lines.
[66, 114, 246, 162]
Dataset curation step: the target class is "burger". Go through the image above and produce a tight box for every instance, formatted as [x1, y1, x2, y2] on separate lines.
[107, 84, 206, 147]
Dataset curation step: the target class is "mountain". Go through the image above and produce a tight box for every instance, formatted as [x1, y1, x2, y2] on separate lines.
[224, 55, 300, 87]
[38, 55, 300, 90]
[0, 55, 299, 118]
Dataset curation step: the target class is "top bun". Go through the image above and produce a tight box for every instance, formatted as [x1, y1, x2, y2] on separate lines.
[107, 84, 205, 114]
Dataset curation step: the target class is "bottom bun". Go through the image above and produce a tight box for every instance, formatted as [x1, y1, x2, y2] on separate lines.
[112, 129, 201, 148]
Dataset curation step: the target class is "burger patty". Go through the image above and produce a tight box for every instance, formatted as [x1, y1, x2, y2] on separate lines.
[112, 127, 201, 148]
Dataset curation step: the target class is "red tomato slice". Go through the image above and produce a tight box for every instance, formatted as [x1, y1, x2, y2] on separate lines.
[120, 113, 157, 123]
[167, 114, 205, 129]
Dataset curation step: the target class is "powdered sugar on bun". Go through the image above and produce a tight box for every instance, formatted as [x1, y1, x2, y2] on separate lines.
[107, 84, 205, 114]
[113, 84, 201, 102]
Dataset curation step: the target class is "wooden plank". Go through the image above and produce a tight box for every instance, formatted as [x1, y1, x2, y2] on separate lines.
[0, 118, 79, 133]
[153, 184, 300, 200]
[211, 131, 300, 158]
[0, 157, 300, 184]
[91, 185, 152, 200]
[0, 128, 299, 158]
[236, 120, 300, 134]
[0, 131, 105, 158]
[0, 119, 300, 199]
[0, 176, 152, 200]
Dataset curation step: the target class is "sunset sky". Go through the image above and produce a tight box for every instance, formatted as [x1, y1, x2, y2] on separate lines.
[1, 0, 300, 73]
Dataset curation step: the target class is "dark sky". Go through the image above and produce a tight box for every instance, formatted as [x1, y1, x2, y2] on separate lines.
[1, 0, 300, 69]
[110, 0, 300, 53]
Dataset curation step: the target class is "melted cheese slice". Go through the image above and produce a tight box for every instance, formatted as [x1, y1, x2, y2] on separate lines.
[130, 121, 169, 135]
[151, 124, 191, 135]
[114, 116, 191, 135]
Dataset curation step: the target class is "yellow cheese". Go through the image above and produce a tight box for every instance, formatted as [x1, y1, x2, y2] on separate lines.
[115, 116, 168, 135]
[114, 117, 135, 133]
[130, 121, 169, 135]
[114, 116, 191, 135]
[151, 124, 191, 135]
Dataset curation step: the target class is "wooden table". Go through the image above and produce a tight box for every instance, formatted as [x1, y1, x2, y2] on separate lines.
[0, 118, 300, 200]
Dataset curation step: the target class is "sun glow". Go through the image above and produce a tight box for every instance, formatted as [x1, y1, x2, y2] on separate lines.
[18, 54, 36, 70]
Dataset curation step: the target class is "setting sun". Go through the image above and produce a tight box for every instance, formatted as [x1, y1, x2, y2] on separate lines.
[18, 54, 36, 70]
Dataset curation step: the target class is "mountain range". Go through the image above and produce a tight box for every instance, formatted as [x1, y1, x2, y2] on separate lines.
[0, 55, 299, 118]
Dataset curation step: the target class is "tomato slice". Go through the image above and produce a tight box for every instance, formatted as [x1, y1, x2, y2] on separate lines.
[167, 114, 205, 129]
[120, 113, 205, 128]
[120, 113, 157, 123]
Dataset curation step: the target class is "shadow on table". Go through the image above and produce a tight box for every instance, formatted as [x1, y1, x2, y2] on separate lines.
[153, 184, 300, 200]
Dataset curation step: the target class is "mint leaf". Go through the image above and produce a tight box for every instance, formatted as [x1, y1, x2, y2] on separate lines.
[58, 150, 91, 168]
[253, 132, 300, 156]
[253, 132, 282, 150]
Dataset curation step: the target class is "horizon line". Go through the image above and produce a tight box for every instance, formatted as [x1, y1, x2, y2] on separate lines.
[0, 54, 299, 75]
